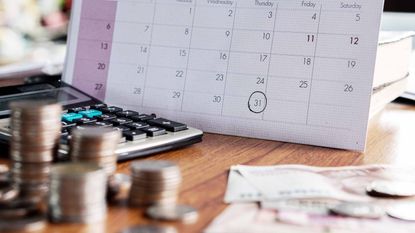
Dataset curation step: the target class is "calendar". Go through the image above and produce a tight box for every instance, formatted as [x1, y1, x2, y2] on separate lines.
[64, 0, 385, 151]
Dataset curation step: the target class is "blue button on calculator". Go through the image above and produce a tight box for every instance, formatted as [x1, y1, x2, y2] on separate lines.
[79, 109, 102, 118]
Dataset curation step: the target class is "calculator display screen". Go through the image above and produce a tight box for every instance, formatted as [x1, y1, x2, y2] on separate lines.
[0, 87, 91, 114]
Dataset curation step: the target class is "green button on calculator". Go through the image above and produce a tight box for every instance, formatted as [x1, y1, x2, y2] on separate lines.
[79, 110, 102, 118]
[62, 113, 83, 122]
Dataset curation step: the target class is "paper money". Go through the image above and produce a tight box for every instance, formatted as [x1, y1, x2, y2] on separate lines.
[215, 165, 415, 233]
[205, 203, 415, 233]
[224, 167, 263, 203]
[225, 164, 415, 203]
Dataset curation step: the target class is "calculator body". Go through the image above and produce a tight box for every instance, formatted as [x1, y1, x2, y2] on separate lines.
[0, 76, 203, 161]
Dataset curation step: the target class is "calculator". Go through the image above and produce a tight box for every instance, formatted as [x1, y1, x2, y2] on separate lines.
[0, 76, 203, 161]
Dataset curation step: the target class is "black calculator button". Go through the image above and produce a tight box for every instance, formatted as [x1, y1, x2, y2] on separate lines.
[113, 125, 130, 132]
[116, 110, 139, 118]
[62, 122, 76, 130]
[148, 118, 187, 132]
[91, 121, 113, 128]
[91, 103, 107, 110]
[101, 106, 123, 114]
[110, 118, 133, 126]
[71, 125, 88, 131]
[68, 107, 88, 113]
[60, 134, 71, 144]
[73, 117, 97, 125]
[96, 114, 117, 121]
[123, 130, 147, 141]
[61, 129, 69, 136]
[130, 114, 156, 122]
[141, 127, 166, 137]
[126, 122, 149, 130]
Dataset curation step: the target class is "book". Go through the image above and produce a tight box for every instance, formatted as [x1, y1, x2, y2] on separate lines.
[369, 31, 414, 118]
[400, 53, 415, 101]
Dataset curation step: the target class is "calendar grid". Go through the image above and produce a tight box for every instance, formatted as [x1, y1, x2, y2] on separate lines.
[79, 17, 361, 37]
[220, 2, 238, 116]
[140, 0, 157, 107]
[68, 0, 384, 150]
[75, 40, 359, 62]
[76, 55, 362, 88]
[131, 87, 353, 109]
[306, 5, 323, 125]
[140, 103, 352, 131]
[262, 3, 279, 120]
[180, 1, 197, 111]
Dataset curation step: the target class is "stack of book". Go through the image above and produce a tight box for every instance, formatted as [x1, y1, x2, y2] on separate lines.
[369, 31, 414, 118]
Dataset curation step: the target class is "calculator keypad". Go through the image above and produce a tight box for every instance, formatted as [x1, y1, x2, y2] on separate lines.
[110, 118, 133, 126]
[101, 106, 123, 114]
[148, 118, 187, 132]
[97, 114, 117, 121]
[141, 127, 166, 137]
[123, 130, 147, 141]
[116, 110, 139, 118]
[59, 106, 187, 145]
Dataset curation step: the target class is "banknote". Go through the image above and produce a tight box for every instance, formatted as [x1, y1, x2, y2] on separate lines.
[217, 165, 415, 233]
[224, 167, 263, 203]
[204, 203, 415, 233]
[225, 164, 415, 203]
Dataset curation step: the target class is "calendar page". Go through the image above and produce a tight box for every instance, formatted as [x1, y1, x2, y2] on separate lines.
[64, 0, 385, 151]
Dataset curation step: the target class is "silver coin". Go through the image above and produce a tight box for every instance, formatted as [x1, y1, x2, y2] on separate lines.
[367, 180, 415, 198]
[107, 173, 132, 201]
[387, 202, 415, 221]
[0, 165, 9, 174]
[10, 100, 61, 110]
[71, 127, 121, 141]
[0, 185, 19, 203]
[0, 214, 46, 232]
[0, 199, 39, 219]
[131, 161, 179, 174]
[330, 202, 384, 219]
[121, 225, 177, 233]
[49, 211, 107, 224]
[146, 204, 199, 224]
[50, 163, 106, 179]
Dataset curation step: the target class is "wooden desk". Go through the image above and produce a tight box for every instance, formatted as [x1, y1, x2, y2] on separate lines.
[1, 102, 415, 233]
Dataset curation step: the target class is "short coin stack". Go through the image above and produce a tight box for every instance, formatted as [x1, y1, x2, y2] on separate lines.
[70, 127, 121, 175]
[48, 163, 108, 223]
[9, 101, 62, 199]
[129, 161, 182, 207]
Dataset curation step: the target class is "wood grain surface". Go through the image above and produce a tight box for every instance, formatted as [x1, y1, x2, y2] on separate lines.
[1, 102, 415, 233]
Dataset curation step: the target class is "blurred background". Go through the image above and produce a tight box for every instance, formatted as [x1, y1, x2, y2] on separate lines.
[0, 0, 414, 79]
[0, 0, 71, 79]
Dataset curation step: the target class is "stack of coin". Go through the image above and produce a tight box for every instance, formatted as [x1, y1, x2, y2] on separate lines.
[48, 163, 108, 223]
[9, 101, 62, 199]
[120, 225, 178, 233]
[129, 160, 182, 207]
[0, 210, 46, 232]
[70, 127, 121, 175]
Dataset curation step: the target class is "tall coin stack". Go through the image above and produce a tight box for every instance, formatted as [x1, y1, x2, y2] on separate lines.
[129, 160, 182, 207]
[70, 127, 121, 176]
[48, 163, 108, 223]
[9, 101, 62, 199]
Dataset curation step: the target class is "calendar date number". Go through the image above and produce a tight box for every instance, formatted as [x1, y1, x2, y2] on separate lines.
[248, 91, 267, 114]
